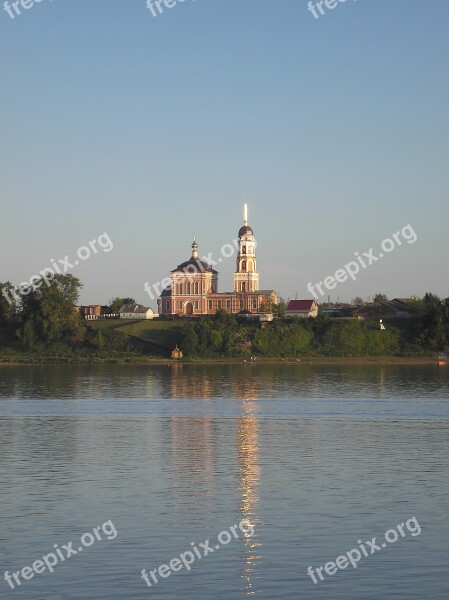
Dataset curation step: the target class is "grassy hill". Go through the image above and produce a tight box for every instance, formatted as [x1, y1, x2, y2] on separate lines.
[88, 319, 186, 351]
[0, 319, 187, 362]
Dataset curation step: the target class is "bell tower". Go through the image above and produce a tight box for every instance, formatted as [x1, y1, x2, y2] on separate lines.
[234, 203, 259, 293]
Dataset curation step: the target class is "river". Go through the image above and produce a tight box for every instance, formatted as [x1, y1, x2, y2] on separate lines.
[0, 364, 448, 599]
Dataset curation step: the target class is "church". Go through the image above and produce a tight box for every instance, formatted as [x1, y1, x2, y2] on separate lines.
[157, 205, 278, 316]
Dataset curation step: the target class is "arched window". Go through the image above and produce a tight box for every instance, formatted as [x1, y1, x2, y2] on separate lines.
[178, 283, 183, 295]
[242, 245, 246, 254]
[194, 282, 199, 295]
[186, 282, 191, 295]
[242, 261, 246, 272]
[217, 300, 222, 309]
[242, 282, 246, 292]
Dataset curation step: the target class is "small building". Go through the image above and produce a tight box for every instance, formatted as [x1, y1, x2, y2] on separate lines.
[119, 304, 155, 320]
[171, 346, 184, 360]
[385, 298, 415, 317]
[79, 305, 113, 320]
[285, 299, 318, 319]
[352, 299, 414, 320]
[321, 304, 359, 319]
[237, 311, 274, 323]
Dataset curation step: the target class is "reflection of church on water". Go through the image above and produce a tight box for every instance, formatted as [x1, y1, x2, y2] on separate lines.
[168, 366, 262, 595]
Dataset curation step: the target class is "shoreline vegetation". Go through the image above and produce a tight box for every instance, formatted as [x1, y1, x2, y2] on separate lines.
[1, 275, 448, 366]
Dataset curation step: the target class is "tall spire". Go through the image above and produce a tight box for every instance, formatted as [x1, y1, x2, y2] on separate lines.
[191, 235, 198, 259]
[244, 202, 248, 226]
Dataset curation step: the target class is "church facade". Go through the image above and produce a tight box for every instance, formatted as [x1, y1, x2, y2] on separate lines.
[157, 205, 278, 316]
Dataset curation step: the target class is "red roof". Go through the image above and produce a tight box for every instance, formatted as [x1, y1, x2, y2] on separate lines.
[286, 300, 315, 311]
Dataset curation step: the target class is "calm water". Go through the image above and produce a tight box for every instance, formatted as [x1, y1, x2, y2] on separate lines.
[0, 364, 448, 599]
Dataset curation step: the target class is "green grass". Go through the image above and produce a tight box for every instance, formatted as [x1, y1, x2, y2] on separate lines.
[0, 320, 187, 362]
[88, 319, 186, 349]
[85, 319, 128, 330]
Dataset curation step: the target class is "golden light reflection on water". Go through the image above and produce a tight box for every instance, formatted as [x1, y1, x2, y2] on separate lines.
[234, 376, 262, 597]
[168, 365, 263, 594]
[237, 412, 262, 596]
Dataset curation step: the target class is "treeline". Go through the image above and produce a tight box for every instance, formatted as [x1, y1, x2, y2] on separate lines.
[182, 297, 449, 358]
[0, 275, 138, 359]
[1, 277, 448, 360]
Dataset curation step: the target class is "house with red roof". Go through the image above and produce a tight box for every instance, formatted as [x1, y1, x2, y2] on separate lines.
[285, 299, 318, 319]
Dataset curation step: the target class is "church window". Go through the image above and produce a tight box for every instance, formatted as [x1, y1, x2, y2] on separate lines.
[242, 261, 246, 272]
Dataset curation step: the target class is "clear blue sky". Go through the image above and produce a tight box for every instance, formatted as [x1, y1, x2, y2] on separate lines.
[1, 0, 448, 307]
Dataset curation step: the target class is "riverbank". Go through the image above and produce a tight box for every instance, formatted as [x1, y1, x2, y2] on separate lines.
[0, 356, 441, 367]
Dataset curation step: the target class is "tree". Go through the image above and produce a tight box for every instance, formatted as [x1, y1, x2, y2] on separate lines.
[19, 274, 85, 345]
[418, 293, 447, 350]
[259, 297, 279, 314]
[109, 297, 136, 313]
[0, 282, 17, 325]
[352, 297, 364, 306]
[273, 298, 286, 318]
[364, 322, 400, 355]
[215, 308, 234, 326]
[373, 293, 388, 302]
[21, 319, 36, 351]
[319, 321, 365, 356]
[182, 323, 199, 356]
[90, 328, 133, 353]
